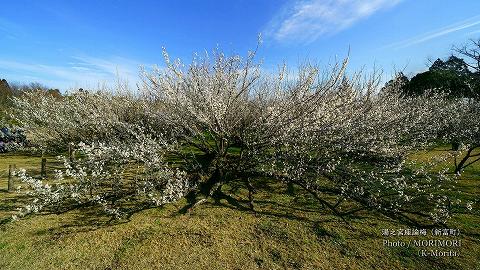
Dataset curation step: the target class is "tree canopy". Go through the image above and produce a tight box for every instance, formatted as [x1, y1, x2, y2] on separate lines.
[401, 56, 479, 98]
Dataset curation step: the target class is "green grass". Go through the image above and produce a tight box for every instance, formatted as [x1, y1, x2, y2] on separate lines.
[0, 151, 479, 270]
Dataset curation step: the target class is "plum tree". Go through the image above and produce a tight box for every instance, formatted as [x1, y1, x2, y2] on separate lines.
[10, 45, 465, 225]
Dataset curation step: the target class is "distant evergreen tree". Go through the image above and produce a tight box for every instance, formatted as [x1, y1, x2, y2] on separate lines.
[0, 79, 13, 104]
[0, 79, 62, 123]
[403, 56, 476, 98]
[429, 56, 470, 74]
[381, 72, 409, 94]
[0, 79, 14, 120]
[453, 38, 480, 99]
[429, 58, 447, 71]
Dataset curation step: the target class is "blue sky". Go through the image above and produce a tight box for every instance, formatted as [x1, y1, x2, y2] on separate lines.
[1, 0, 480, 91]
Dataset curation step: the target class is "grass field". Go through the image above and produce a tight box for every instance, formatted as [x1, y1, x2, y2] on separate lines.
[0, 150, 479, 270]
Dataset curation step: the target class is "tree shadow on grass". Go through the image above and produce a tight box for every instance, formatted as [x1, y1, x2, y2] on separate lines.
[29, 201, 161, 238]
[0, 193, 32, 210]
[174, 178, 326, 225]
[3, 176, 476, 244]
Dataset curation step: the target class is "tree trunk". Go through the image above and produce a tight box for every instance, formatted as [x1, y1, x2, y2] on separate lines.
[68, 143, 75, 163]
[452, 141, 460, 151]
[8, 164, 15, 192]
[41, 157, 47, 179]
[455, 147, 475, 174]
[287, 182, 295, 195]
[246, 178, 255, 211]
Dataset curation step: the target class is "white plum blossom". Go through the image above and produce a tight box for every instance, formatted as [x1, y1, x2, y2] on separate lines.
[9, 44, 471, 224]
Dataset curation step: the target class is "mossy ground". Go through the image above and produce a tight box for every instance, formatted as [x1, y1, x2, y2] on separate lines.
[0, 150, 479, 270]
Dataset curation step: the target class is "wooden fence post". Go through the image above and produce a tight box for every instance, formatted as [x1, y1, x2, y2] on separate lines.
[69, 143, 74, 163]
[41, 158, 47, 179]
[287, 182, 295, 195]
[8, 164, 15, 192]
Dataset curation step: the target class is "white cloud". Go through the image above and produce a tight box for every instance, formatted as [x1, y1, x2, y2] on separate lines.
[386, 15, 480, 49]
[467, 29, 480, 36]
[70, 55, 142, 84]
[0, 18, 24, 40]
[0, 55, 144, 91]
[266, 0, 403, 43]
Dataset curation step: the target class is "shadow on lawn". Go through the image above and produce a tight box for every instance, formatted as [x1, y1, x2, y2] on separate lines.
[0, 191, 32, 213]
[175, 177, 326, 224]
[30, 180, 328, 236]
[4, 176, 478, 244]
[30, 201, 160, 237]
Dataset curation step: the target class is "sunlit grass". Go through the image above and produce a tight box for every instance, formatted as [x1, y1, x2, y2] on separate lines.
[0, 149, 479, 269]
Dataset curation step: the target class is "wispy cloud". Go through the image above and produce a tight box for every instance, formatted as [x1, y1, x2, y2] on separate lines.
[0, 18, 25, 40]
[70, 55, 142, 83]
[467, 29, 480, 36]
[0, 55, 144, 90]
[265, 0, 403, 43]
[386, 15, 480, 49]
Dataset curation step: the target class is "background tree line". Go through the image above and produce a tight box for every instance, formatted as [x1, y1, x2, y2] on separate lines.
[383, 38, 480, 99]
[0, 80, 61, 123]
